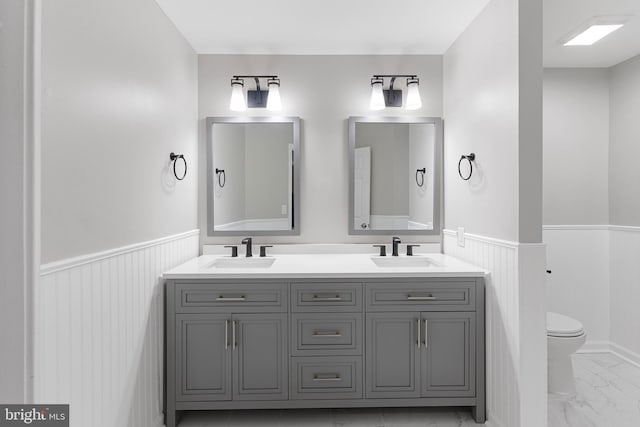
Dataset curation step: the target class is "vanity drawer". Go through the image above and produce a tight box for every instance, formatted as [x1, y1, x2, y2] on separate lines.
[290, 356, 362, 399]
[175, 282, 287, 313]
[365, 281, 476, 311]
[291, 282, 362, 312]
[291, 313, 362, 356]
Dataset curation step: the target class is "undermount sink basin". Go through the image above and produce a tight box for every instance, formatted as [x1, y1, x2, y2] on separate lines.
[370, 256, 439, 268]
[209, 257, 276, 269]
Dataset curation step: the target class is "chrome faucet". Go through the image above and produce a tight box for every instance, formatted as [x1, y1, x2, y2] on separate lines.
[391, 237, 401, 256]
[241, 237, 253, 257]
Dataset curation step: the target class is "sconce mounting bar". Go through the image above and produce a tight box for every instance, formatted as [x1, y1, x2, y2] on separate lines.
[232, 75, 279, 108]
[371, 75, 419, 108]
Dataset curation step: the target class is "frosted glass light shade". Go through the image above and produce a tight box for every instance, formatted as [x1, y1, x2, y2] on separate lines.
[405, 80, 422, 110]
[229, 82, 246, 111]
[267, 81, 282, 111]
[369, 81, 385, 110]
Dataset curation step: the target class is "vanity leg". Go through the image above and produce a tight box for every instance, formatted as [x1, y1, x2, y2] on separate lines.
[471, 405, 486, 423]
[166, 409, 182, 427]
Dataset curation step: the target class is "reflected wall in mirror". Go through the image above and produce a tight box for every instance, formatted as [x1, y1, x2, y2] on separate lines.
[348, 116, 442, 235]
[206, 117, 300, 236]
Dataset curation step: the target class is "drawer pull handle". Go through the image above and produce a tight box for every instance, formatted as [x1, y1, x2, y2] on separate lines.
[216, 295, 246, 301]
[313, 374, 342, 381]
[417, 318, 421, 348]
[312, 331, 342, 337]
[407, 294, 436, 300]
[312, 295, 342, 301]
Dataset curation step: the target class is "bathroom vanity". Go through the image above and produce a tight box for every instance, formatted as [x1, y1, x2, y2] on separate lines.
[163, 253, 486, 426]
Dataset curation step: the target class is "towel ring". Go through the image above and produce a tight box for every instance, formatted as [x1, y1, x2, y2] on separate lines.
[215, 168, 226, 188]
[415, 168, 426, 187]
[458, 153, 475, 181]
[169, 153, 187, 181]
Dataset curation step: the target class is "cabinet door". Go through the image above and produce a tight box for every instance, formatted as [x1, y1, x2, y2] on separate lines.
[232, 313, 288, 400]
[176, 313, 231, 401]
[421, 312, 476, 397]
[365, 312, 420, 398]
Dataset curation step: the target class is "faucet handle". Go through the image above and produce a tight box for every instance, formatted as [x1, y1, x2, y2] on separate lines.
[224, 245, 238, 257]
[406, 244, 421, 256]
[373, 244, 387, 257]
[392, 236, 401, 243]
[259, 245, 273, 257]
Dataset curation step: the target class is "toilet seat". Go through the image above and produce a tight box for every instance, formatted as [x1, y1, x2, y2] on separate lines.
[547, 312, 584, 338]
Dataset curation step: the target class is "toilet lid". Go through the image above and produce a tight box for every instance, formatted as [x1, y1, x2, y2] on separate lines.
[547, 312, 584, 337]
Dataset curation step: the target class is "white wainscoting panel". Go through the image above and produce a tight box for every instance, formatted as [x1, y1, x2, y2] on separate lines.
[543, 227, 610, 344]
[443, 230, 547, 427]
[444, 230, 518, 427]
[609, 226, 640, 362]
[35, 230, 199, 427]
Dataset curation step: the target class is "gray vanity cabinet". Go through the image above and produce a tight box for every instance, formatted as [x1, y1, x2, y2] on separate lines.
[366, 312, 420, 398]
[232, 313, 288, 400]
[176, 313, 232, 401]
[174, 312, 287, 402]
[165, 277, 485, 427]
[365, 312, 475, 399]
[420, 312, 475, 397]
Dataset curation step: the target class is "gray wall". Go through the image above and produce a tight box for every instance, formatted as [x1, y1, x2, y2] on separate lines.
[244, 124, 291, 220]
[355, 123, 410, 216]
[212, 124, 246, 225]
[610, 55, 640, 226]
[543, 69, 610, 225]
[409, 124, 435, 226]
[41, 0, 198, 263]
[443, 0, 542, 243]
[199, 55, 443, 245]
[0, 0, 35, 403]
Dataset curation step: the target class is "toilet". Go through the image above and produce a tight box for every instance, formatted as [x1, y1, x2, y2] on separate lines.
[547, 312, 586, 395]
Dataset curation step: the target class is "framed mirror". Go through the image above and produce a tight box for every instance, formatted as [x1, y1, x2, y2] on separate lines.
[348, 116, 442, 235]
[206, 116, 301, 236]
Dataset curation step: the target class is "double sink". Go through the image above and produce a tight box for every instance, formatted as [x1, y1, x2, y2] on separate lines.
[207, 237, 440, 269]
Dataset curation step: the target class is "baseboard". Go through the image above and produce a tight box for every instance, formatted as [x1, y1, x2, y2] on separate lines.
[577, 341, 640, 369]
[578, 341, 612, 353]
[153, 414, 165, 427]
[484, 415, 506, 427]
[610, 342, 640, 368]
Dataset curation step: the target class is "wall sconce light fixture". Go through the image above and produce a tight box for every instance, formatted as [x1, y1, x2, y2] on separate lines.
[369, 75, 422, 111]
[229, 75, 282, 112]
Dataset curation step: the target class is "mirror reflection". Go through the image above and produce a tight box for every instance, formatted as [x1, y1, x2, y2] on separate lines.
[349, 117, 442, 235]
[207, 117, 300, 236]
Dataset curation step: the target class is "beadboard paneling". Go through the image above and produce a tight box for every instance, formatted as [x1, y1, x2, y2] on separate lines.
[609, 226, 640, 361]
[35, 230, 199, 427]
[443, 230, 518, 427]
[443, 230, 547, 427]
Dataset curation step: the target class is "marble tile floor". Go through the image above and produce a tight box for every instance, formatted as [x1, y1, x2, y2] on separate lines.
[178, 353, 640, 427]
[549, 353, 640, 427]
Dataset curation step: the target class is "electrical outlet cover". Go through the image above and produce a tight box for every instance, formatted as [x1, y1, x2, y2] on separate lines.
[457, 227, 465, 247]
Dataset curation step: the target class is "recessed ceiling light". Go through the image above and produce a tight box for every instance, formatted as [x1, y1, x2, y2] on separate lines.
[564, 24, 624, 46]
[560, 16, 630, 47]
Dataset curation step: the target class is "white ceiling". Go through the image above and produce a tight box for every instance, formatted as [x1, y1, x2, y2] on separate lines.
[544, 0, 640, 68]
[154, 0, 492, 55]
[155, 0, 640, 68]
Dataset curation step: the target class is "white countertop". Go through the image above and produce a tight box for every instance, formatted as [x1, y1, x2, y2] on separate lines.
[162, 253, 487, 279]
